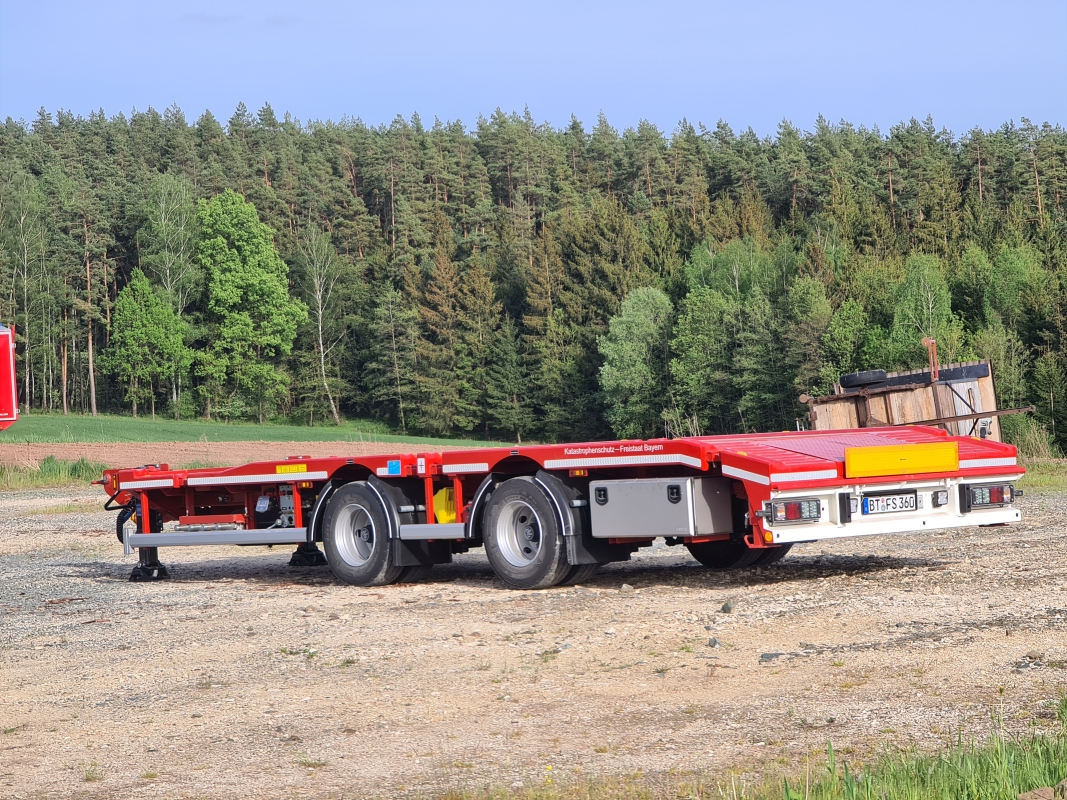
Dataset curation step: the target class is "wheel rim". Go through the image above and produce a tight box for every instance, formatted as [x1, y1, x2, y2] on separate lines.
[495, 499, 543, 567]
[334, 503, 375, 566]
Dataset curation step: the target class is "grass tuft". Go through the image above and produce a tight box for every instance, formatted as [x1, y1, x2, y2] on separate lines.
[437, 728, 1067, 800]
[83, 761, 103, 782]
[0, 455, 107, 490]
[1017, 457, 1067, 493]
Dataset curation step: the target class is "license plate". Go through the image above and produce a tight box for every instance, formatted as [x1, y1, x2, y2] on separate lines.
[862, 492, 917, 515]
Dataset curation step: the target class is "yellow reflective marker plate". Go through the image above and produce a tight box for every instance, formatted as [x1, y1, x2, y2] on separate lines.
[844, 442, 959, 478]
[275, 463, 308, 474]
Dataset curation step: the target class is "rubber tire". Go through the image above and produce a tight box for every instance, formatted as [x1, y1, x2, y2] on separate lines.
[397, 565, 434, 583]
[686, 539, 762, 570]
[558, 564, 599, 586]
[482, 478, 570, 590]
[839, 369, 888, 389]
[117, 508, 161, 542]
[751, 543, 793, 566]
[321, 482, 403, 587]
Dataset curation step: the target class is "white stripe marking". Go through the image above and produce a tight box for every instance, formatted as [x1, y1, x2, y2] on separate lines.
[721, 465, 770, 485]
[543, 454, 703, 470]
[186, 471, 329, 486]
[119, 478, 174, 490]
[960, 457, 1017, 469]
[770, 469, 838, 482]
[443, 462, 490, 474]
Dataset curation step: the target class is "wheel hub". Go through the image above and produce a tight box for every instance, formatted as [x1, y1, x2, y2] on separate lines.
[496, 500, 544, 567]
[334, 504, 375, 567]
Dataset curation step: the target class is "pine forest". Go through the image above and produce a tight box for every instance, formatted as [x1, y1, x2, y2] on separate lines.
[0, 105, 1065, 448]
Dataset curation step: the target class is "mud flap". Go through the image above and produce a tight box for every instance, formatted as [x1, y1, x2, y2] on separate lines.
[391, 539, 452, 567]
[534, 470, 622, 565]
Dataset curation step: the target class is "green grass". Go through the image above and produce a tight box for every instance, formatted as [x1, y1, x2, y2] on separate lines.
[1017, 457, 1067, 493]
[0, 413, 507, 447]
[0, 455, 107, 490]
[439, 706, 1067, 800]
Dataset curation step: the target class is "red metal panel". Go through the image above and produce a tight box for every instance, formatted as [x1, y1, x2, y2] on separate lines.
[177, 513, 245, 525]
[0, 325, 18, 430]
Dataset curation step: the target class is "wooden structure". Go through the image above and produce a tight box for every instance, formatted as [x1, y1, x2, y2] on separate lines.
[807, 360, 1030, 442]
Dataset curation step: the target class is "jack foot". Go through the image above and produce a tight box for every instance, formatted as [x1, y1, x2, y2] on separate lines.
[289, 542, 328, 567]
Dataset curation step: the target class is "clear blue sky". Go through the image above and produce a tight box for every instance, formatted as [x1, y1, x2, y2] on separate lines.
[1, 0, 1064, 138]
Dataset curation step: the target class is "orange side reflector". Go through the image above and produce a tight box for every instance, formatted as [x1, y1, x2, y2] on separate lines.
[844, 442, 959, 478]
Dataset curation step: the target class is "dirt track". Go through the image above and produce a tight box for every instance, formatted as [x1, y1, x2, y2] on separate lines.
[0, 441, 472, 471]
[1, 487, 1066, 799]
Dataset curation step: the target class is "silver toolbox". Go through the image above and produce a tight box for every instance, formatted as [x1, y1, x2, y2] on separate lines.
[588, 477, 734, 538]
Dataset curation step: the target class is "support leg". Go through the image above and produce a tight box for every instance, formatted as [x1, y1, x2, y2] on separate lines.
[129, 509, 169, 582]
[289, 541, 328, 567]
[129, 546, 170, 581]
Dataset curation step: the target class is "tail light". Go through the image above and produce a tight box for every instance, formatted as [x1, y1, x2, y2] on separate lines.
[767, 498, 821, 524]
[960, 483, 1015, 512]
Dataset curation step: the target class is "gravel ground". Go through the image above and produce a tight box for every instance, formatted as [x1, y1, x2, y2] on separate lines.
[1, 487, 1066, 800]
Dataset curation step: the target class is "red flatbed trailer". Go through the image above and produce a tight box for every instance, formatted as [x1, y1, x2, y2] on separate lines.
[98, 426, 1023, 586]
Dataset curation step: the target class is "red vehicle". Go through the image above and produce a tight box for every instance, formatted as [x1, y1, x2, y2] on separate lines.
[0, 324, 18, 432]
[99, 425, 1023, 587]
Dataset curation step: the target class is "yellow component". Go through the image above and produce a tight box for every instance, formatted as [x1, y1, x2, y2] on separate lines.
[433, 487, 457, 524]
[844, 442, 959, 478]
[762, 530, 773, 544]
[275, 463, 308, 474]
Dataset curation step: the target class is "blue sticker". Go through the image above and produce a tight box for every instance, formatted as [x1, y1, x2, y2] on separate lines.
[387, 460, 401, 476]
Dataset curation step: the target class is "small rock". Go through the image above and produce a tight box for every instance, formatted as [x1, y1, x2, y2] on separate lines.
[704, 624, 714, 631]
[511, 782, 524, 789]
[619, 584, 634, 593]
[305, 604, 319, 613]
[191, 713, 203, 718]
[721, 600, 736, 613]
[707, 637, 721, 649]
[1018, 788, 1054, 800]
[1026, 651, 1045, 661]
[604, 628, 616, 636]
[328, 613, 340, 620]
[759, 652, 784, 663]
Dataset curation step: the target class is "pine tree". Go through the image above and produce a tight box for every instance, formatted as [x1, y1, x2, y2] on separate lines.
[454, 260, 502, 434]
[485, 316, 532, 442]
[366, 288, 419, 433]
[414, 210, 461, 434]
